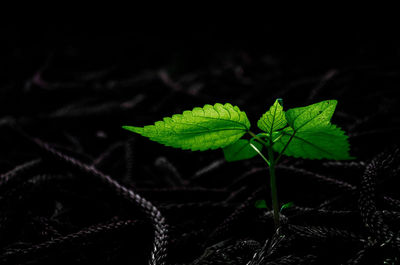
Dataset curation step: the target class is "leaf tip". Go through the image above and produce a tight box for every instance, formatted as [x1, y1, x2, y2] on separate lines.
[327, 99, 338, 106]
[255, 200, 268, 209]
[121, 125, 143, 134]
[344, 155, 357, 160]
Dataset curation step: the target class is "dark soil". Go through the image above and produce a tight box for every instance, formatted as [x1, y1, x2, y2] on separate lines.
[1, 20, 400, 264]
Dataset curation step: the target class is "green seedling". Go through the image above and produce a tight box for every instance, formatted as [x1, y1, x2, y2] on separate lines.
[123, 99, 353, 228]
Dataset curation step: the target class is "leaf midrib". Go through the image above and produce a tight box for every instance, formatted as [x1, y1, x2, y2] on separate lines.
[270, 103, 278, 135]
[154, 121, 247, 136]
[281, 131, 335, 157]
[290, 104, 331, 132]
[174, 113, 249, 130]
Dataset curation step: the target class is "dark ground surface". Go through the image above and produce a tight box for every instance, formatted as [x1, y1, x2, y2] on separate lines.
[1, 21, 400, 264]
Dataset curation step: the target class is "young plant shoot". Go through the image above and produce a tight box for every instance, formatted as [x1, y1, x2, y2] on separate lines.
[122, 99, 353, 228]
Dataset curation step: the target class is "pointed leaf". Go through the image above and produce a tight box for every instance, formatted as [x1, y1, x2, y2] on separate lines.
[122, 103, 250, 151]
[255, 200, 268, 209]
[280, 202, 294, 211]
[257, 99, 287, 134]
[272, 125, 353, 160]
[286, 100, 337, 132]
[223, 139, 263, 162]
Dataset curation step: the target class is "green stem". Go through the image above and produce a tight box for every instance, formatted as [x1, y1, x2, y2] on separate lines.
[268, 146, 280, 228]
[248, 131, 269, 146]
[249, 130, 281, 228]
[249, 143, 270, 166]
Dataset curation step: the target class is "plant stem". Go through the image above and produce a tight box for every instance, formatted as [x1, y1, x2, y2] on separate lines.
[268, 146, 280, 228]
[249, 143, 270, 166]
[248, 131, 269, 147]
[249, 130, 281, 228]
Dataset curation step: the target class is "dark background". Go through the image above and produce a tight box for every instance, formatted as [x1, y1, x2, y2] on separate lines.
[1, 19, 400, 264]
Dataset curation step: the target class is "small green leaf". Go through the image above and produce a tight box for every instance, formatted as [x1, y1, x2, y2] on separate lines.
[122, 103, 250, 151]
[286, 100, 337, 132]
[255, 200, 269, 209]
[273, 125, 353, 160]
[280, 202, 294, 212]
[223, 139, 263, 162]
[257, 99, 287, 134]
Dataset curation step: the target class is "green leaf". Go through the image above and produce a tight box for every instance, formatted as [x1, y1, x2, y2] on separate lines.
[285, 100, 337, 132]
[273, 100, 353, 160]
[273, 124, 353, 160]
[122, 103, 250, 151]
[255, 200, 269, 209]
[257, 99, 287, 134]
[223, 139, 263, 162]
[280, 202, 294, 211]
